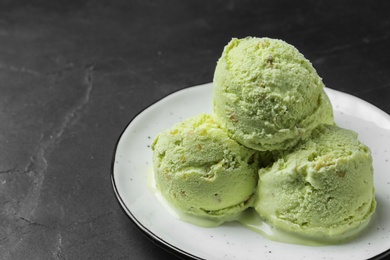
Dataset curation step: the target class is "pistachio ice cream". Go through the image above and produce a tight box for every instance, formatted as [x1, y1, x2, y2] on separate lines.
[213, 37, 334, 151]
[152, 114, 259, 219]
[254, 124, 376, 238]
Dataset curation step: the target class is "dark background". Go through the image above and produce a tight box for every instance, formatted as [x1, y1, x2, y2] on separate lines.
[0, 1, 389, 259]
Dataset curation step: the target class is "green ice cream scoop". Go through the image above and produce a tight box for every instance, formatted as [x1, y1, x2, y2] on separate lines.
[152, 114, 259, 220]
[254, 124, 376, 238]
[213, 37, 334, 151]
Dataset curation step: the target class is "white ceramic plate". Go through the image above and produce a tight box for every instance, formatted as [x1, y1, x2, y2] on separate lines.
[112, 83, 390, 260]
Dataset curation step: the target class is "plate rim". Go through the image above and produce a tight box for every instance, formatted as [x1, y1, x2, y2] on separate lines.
[111, 82, 390, 260]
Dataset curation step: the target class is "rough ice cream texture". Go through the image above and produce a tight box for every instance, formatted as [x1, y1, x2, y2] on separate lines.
[150, 37, 376, 242]
[152, 114, 259, 219]
[254, 124, 376, 238]
[213, 37, 334, 151]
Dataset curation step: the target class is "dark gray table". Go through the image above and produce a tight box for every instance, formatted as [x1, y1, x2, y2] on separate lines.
[1, 1, 389, 259]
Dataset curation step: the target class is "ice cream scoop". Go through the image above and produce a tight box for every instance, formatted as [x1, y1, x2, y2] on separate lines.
[254, 124, 376, 239]
[213, 37, 334, 151]
[152, 114, 259, 220]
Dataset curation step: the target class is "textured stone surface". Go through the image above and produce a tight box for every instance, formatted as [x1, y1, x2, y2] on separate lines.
[0, 1, 389, 259]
